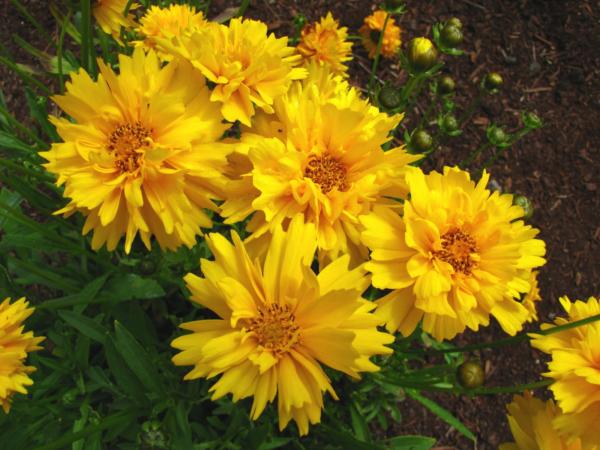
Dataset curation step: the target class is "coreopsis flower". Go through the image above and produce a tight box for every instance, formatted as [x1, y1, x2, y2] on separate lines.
[522, 271, 541, 322]
[360, 167, 546, 341]
[500, 392, 596, 450]
[157, 18, 306, 126]
[530, 296, 600, 447]
[297, 12, 353, 76]
[220, 65, 419, 263]
[134, 4, 206, 60]
[0, 297, 44, 413]
[93, 0, 137, 42]
[171, 217, 393, 435]
[359, 10, 402, 59]
[41, 49, 233, 253]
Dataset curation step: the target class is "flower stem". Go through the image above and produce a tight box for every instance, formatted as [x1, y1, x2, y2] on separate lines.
[367, 12, 391, 98]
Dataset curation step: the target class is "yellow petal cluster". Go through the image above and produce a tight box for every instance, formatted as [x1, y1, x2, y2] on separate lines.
[500, 392, 596, 450]
[41, 49, 233, 253]
[0, 298, 44, 413]
[522, 271, 541, 323]
[359, 10, 402, 59]
[134, 4, 207, 60]
[530, 296, 600, 447]
[157, 17, 307, 126]
[93, 0, 137, 42]
[360, 167, 546, 341]
[297, 12, 353, 76]
[220, 65, 419, 263]
[171, 217, 393, 435]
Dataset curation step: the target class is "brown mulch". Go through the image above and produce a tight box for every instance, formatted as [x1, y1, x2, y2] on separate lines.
[1, 0, 599, 448]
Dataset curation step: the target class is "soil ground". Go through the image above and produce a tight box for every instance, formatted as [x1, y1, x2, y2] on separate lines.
[1, 0, 599, 448]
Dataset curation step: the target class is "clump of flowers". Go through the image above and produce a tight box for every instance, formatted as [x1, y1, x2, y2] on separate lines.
[93, 0, 138, 42]
[158, 17, 307, 126]
[359, 10, 402, 59]
[530, 296, 600, 447]
[41, 49, 233, 253]
[134, 4, 207, 59]
[171, 217, 393, 435]
[297, 12, 353, 76]
[360, 166, 546, 341]
[0, 298, 44, 413]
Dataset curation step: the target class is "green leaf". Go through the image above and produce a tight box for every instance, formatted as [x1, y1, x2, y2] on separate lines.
[106, 273, 165, 301]
[406, 389, 476, 442]
[40, 274, 111, 310]
[318, 425, 384, 450]
[350, 401, 371, 442]
[104, 339, 147, 403]
[0, 130, 34, 153]
[58, 310, 108, 344]
[113, 321, 165, 395]
[387, 435, 436, 450]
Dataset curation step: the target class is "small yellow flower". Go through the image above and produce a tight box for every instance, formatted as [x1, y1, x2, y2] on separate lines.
[220, 65, 419, 263]
[93, 0, 137, 42]
[360, 167, 546, 341]
[157, 18, 307, 126]
[500, 392, 596, 450]
[297, 12, 353, 76]
[522, 271, 541, 322]
[41, 49, 233, 253]
[407, 37, 438, 72]
[171, 216, 393, 435]
[359, 10, 402, 59]
[134, 4, 206, 60]
[0, 297, 44, 413]
[530, 296, 600, 447]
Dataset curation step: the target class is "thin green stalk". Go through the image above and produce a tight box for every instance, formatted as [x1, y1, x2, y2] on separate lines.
[458, 89, 484, 126]
[236, 0, 250, 17]
[0, 156, 54, 183]
[9, 0, 54, 46]
[367, 12, 391, 97]
[80, 0, 94, 74]
[0, 56, 51, 95]
[57, 12, 71, 94]
[0, 105, 46, 146]
[383, 377, 552, 395]
[482, 128, 532, 170]
[460, 141, 492, 168]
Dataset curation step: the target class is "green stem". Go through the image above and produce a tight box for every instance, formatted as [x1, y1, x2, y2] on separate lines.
[460, 141, 492, 168]
[57, 13, 71, 94]
[236, 0, 250, 17]
[383, 377, 552, 395]
[80, 0, 94, 75]
[9, 0, 54, 46]
[0, 104, 46, 147]
[482, 128, 531, 170]
[367, 12, 391, 97]
[458, 90, 484, 126]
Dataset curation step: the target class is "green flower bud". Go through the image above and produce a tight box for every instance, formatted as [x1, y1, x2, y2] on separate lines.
[438, 75, 456, 95]
[442, 114, 459, 132]
[139, 420, 169, 449]
[412, 130, 433, 151]
[487, 125, 508, 146]
[407, 37, 438, 72]
[440, 25, 463, 48]
[484, 72, 503, 91]
[513, 194, 534, 220]
[457, 360, 485, 389]
[378, 85, 402, 110]
[293, 14, 307, 30]
[522, 111, 543, 129]
[446, 17, 463, 29]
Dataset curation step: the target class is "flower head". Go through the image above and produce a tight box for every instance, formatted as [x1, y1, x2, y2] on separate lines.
[171, 217, 393, 435]
[93, 0, 137, 42]
[360, 167, 546, 341]
[41, 49, 233, 253]
[157, 17, 306, 126]
[359, 10, 402, 59]
[134, 4, 207, 59]
[0, 297, 44, 413]
[297, 12, 353, 75]
[220, 66, 419, 263]
[500, 392, 596, 450]
[407, 37, 438, 72]
[530, 296, 600, 447]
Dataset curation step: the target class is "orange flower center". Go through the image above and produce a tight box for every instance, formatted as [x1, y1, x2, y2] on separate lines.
[304, 153, 349, 194]
[108, 122, 151, 173]
[248, 303, 300, 356]
[434, 228, 478, 275]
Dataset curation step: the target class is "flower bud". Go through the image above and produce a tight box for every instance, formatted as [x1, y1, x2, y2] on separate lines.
[457, 360, 485, 389]
[438, 75, 456, 95]
[487, 125, 508, 146]
[484, 72, 503, 91]
[412, 130, 433, 151]
[446, 17, 463, 29]
[378, 85, 402, 110]
[440, 25, 463, 48]
[442, 114, 459, 132]
[522, 111, 543, 129]
[139, 420, 169, 449]
[407, 37, 438, 72]
[513, 194, 534, 220]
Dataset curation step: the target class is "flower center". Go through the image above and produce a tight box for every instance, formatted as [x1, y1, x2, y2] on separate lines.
[433, 228, 478, 275]
[304, 153, 349, 194]
[248, 303, 300, 356]
[107, 122, 152, 173]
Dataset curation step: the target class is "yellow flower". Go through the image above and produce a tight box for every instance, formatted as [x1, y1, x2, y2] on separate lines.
[0, 297, 44, 413]
[157, 18, 306, 126]
[530, 296, 600, 447]
[93, 0, 137, 42]
[360, 167, 546, 341]
[41, 49, 233, 254]
[297, 12, 353, 76]
[500, 391, 596, 450]
[171, 216, 393, 435]
[359, 10, 402, 59]
[220, 66, 419, 263]
[522, 271, 541, 322]
[134, 4, 206, 60]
